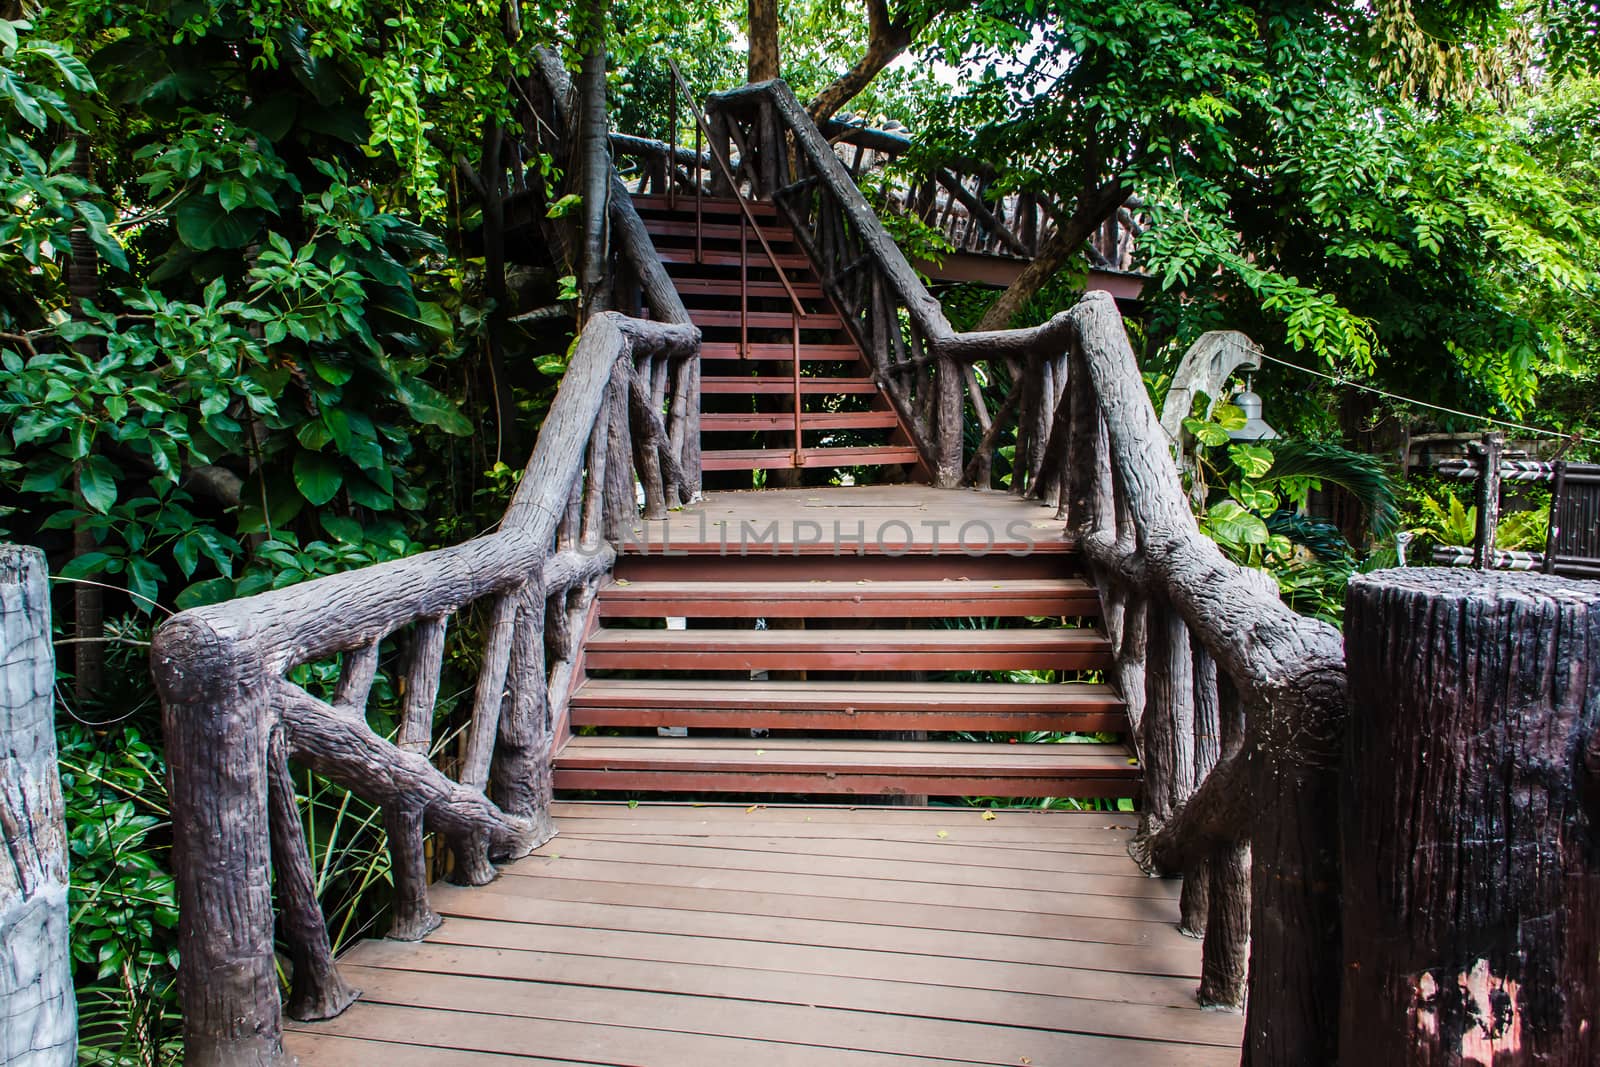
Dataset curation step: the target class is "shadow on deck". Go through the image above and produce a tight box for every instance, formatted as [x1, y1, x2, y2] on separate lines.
[285, 802, 1243, 1065]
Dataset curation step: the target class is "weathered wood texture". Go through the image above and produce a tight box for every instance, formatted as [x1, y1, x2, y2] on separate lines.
[151, 312, 692, 1065]
[0, 544, 75, 1067]
[1342, 569, 1600, 1063]
[1066, 292, 1345, 1059]
[284, 803, 1244, 1065]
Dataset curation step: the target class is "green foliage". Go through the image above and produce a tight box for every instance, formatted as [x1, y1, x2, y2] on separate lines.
[59, 717, 182, 1065]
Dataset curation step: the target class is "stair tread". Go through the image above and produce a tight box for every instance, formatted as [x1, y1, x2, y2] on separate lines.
[573, 677, 1121, 708]
[588, 627, 1108, 651]
[690, 309, 844, 329]
[700, 447, 922, 471]
[700, 412, 899, 431]
[633, 194, 776, 216]
[600, 577, 1093, 600]
[701, 377, 879, 394]
[556, 736, 1136, 776]
[700, 342, 860, 360]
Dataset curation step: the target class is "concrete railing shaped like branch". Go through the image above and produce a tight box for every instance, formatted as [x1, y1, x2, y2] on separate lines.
[151, 311, 697, 1066]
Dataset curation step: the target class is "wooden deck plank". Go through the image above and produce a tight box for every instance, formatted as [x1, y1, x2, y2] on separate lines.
[556, 830, 1148, 875]
[288, 803, 1242, 1064]
[329, 966, 1236, 1066]
[424, 885, 1202, 969]
[516, 836, 1178, 900]
[549, 799, 1140, 827]
[404, 917, 1211, 1014]
[544, 817, 1141, 853]
[343, 939, 1243, 1046]
[289, 1001, 980, 1067]
[494, 856, 1177, 923]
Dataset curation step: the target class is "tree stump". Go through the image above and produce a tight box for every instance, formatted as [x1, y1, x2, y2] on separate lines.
[1342, 568, 1600, 1064]
[1, 544, 76, 1065]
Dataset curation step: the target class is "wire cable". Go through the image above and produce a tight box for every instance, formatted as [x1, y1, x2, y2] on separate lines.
[1255, 352, 1600, 447]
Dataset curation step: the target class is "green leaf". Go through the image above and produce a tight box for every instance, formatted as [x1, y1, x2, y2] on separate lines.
[1205, 500, 1269, 547]
[176, 576, 236, 610]
[77, 455, 117, 513]
[396, 379, 472, 435]
[1212, 403, 1247, 432]
[320, 514, 364, 544]
[1228, 443, 1275, 479]
[291, 451, 342, 505]
[1183, 416, 1231, 447]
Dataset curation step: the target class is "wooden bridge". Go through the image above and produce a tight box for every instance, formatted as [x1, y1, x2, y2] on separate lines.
[125, 55, 1600, 1067]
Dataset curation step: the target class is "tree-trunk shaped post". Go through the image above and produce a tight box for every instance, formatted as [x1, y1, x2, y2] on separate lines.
[1, 545, 75, 1066]
[1342, 568, 1600, 1063]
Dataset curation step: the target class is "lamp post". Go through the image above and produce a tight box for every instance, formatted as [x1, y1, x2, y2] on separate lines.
[1226, 376, 1279, 442]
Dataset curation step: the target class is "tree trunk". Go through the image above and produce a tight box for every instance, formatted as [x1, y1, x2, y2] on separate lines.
[1341, 568, 1600, 1064]
[975, 178, 1127, 333]
[807, 0, 915, 123]
[0, 545, 75, 1066]
[747, 0, 780, 82]
[575, 0, 612, 312]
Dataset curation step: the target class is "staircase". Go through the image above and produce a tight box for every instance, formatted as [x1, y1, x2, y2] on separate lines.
[554, 538, 1142, 803]
[632, 194, 920, 481]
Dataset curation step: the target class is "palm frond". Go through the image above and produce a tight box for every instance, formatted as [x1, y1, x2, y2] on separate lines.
[1266, 511, 1352, 561]
[1262, 441, 1400, 540]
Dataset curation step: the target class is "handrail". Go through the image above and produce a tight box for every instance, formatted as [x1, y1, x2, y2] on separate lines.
[151, 312, 693, 1066]
[152, 53, 706, 1062]
[702, 78, 1348, 1060]
[666, 60, 804, 316]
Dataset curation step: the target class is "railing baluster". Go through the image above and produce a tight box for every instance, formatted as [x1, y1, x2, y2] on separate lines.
[581, 394, 611, 545]
[1180, 645, 1221, 937]
[387, 614, 448, 939]
[460, 593, 520, 793]
[488, 572, 552, 840]
[603, 364, 635, 542]
[333, 637, 381, 714]
[1198, 670, 1250, 1009]
[267, 727, 358, 1020]
[1141, 599, 1197, 841]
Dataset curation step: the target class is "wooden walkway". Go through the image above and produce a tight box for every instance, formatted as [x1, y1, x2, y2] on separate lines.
[285, 802, 1244, 1065]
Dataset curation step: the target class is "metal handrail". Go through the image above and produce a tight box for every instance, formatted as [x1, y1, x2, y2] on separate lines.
[666, 60, 807, 463]
[666, 59, 805, 315]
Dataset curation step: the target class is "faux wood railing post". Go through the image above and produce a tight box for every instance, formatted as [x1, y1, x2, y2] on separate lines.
[151, 615, 286, 1066]
[1, 545, 74, 1066]
[1342, 569, 1600, 1063]
[1472, 431, 1503, 570]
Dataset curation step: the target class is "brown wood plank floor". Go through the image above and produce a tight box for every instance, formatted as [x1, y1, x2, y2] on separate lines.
[285, 802, 1243, 1066]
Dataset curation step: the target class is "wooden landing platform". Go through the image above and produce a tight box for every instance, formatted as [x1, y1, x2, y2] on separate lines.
[617, 485, 1068, 555]
[285, 802, 1243, 1066]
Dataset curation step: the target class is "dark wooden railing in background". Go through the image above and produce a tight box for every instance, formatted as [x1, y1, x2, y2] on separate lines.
[1433, 433, 1600, 578]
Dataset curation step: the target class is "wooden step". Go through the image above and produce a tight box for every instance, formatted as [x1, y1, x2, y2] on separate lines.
[700, 411, 900, 434]
[646, 219, 798, 244]
[553, 737, 1138, 798]
[701, 446, 922, 471]
[569, 679, 1125, 732]
[614, 549, 1079, 583]
[690, 309, 844, 331]
[700, 342, 861, 362]
[673, 278, 825, 301]
[633, 194, 777, 218]
[701, 377, 879, 395]
[583, 625, 1111, 671]
[660, 249, 812, 270]
[598, 577, 1099, 618]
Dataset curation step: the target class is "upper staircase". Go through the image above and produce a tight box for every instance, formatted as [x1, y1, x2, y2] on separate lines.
[633, 193, 921, 480]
